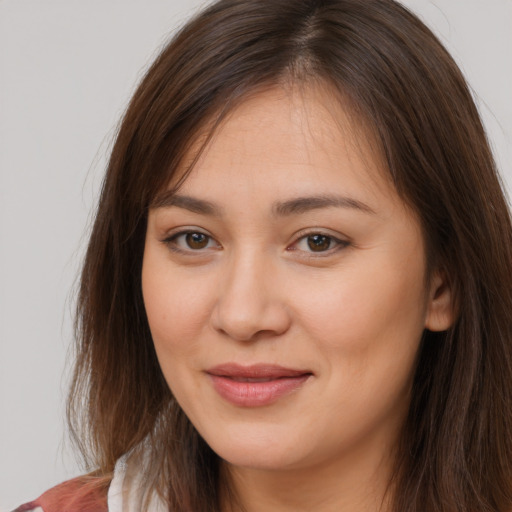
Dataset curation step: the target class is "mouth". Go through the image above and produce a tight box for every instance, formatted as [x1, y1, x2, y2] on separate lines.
[205, 363, 313, 407]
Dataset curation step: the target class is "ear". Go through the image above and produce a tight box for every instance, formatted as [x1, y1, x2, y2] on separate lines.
[424, 270, 455, 332]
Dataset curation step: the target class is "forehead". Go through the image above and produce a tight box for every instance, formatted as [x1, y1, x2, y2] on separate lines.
[166, 84, 394, 207]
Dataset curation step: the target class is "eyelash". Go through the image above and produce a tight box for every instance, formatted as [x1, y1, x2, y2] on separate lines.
[288, 231, 350, 256]
[163, 230, 220, 254]
[162, 229, 350, 256]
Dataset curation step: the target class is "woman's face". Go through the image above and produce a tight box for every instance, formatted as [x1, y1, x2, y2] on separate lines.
[142, 86, 451, 474]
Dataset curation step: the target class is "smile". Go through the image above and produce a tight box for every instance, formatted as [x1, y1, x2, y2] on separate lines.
[206, 364, 313, 407]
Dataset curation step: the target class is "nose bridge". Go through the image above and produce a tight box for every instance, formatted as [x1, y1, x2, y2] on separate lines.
[211, 245, 290, 341]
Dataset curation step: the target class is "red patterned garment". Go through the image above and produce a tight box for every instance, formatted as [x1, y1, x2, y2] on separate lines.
[12, 455, 168, 512]
[13, 477, 109, 512]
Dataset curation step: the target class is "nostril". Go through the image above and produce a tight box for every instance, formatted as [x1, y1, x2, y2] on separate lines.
[211, 305, 291, 342]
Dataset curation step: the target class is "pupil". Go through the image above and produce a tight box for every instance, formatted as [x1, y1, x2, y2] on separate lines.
[307, 235, 330, 251]
[186, 233, 208, 249]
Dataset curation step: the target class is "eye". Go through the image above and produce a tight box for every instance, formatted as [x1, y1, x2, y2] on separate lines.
[183, 232, 210, 250]
[164, 230, 220, 253]
[291, 233, 349, 254]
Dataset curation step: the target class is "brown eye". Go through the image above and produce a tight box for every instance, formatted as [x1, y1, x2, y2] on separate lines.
[185, 232, 209, 249]
[164, 230, 219, 254]
[291, 232, 348, 256]
[307, 234, 332, 252]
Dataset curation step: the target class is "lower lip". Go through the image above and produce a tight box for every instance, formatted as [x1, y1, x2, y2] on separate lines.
[208, 374, 311, 407]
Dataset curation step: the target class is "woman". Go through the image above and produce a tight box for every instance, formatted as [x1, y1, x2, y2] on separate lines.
[15, 0, 512, 511]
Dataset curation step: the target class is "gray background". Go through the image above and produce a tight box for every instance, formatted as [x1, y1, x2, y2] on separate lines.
[1, 1, 511, 510]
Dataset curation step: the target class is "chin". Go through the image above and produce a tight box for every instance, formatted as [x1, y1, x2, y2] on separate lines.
[218, 448, 302, 472]
[201, 424, 311, 471]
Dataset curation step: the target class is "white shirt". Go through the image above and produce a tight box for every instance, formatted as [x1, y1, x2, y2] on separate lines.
[107, 456, 168, 512]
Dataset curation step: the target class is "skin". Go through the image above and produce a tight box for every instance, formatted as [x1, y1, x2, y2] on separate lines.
[142, 85, 453, 511]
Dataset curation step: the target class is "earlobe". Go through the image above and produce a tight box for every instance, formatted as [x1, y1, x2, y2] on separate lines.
[424, 271, 455, 332]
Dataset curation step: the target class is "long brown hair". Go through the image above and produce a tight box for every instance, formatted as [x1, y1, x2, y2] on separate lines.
[69, 1, 512, 510]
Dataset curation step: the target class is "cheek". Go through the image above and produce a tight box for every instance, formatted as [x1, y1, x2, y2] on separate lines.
[286, 256, 427, 441]
[141, 261, 217, 408]
[289, 251, 428, 357]
[142, 255, 215, 358]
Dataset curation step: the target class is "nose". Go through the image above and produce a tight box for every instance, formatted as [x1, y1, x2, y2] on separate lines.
[210, 252, 292, 342]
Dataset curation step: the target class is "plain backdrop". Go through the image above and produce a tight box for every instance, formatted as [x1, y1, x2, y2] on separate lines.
[0, 1, 511, 510]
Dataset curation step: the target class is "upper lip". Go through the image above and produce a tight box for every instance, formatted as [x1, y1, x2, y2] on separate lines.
[206, 363, 312, 379]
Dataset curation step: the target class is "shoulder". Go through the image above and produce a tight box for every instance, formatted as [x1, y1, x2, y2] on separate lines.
[13, 476, 109, 512]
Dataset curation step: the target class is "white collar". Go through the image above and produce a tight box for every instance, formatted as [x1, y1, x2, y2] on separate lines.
[107, 454, 168, 512]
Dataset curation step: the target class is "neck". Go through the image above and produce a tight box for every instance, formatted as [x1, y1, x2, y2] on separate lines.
[219, 442, 397, 512]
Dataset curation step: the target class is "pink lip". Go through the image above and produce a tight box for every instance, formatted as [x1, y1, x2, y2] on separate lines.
[206, 363, 312, 407]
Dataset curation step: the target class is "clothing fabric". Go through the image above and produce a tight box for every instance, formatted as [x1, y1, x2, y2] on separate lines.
[13, 456, 168, 512]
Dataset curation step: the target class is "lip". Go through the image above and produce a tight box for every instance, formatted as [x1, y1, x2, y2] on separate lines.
[206, 363, 313, 407]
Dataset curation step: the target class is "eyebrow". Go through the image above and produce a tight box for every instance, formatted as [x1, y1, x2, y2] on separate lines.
[151, 192, 221, 215]
[273, 194, 376, 216]
[151, 192, 375, 216]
